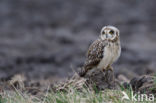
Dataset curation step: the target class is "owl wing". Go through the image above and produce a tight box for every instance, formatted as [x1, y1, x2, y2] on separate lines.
[79, 39, 107, 77]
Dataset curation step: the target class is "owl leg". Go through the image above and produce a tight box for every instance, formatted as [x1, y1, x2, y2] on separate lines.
[107, 65, 113, 71]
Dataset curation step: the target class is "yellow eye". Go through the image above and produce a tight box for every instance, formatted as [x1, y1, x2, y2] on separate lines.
[102, 31, 105, 34]
[109, 30, 114, 34]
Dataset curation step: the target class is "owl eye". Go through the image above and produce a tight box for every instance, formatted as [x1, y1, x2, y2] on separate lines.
[109, 30, 114, 34]
[102, 31, 105, 34]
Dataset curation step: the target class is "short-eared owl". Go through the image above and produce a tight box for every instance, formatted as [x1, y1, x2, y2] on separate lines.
[79, 26, 121, 77]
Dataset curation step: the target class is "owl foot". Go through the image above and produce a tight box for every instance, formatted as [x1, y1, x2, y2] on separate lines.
[107, 65, 113, 71]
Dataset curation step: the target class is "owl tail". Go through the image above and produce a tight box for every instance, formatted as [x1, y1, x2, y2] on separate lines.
[78, 67, 87, 77]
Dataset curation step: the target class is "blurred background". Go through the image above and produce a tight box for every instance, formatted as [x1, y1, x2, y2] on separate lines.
[0, 0, 156, 81]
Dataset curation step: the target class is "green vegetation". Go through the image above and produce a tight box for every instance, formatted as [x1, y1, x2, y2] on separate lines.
[0, 85, 155, 103]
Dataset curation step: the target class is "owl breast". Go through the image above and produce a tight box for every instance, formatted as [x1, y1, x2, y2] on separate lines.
[97, 41, 121, 69]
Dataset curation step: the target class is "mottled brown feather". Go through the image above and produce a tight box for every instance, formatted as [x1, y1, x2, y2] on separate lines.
[79, 39, 107, 76]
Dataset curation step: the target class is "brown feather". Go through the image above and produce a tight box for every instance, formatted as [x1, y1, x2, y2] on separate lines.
[79, 39, 107, 76]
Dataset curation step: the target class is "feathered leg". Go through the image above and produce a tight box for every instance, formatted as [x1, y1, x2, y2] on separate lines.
[107, 65, 113, 71]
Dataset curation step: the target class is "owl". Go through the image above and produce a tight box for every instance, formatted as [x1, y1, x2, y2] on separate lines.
[79, 26, 121, 77]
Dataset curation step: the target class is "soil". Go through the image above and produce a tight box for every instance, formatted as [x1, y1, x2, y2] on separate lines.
[0, 0, 156, 82]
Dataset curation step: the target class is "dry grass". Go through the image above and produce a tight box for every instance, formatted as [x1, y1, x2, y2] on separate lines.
[0, 87, 121, 103]
[1, 74, 156, 103]
[1, 84, 155, 103]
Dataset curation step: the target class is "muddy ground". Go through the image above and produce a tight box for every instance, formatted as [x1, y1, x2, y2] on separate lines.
[0, 0, 156, 82]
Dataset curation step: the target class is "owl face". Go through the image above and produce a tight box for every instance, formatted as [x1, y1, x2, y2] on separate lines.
[100, 26, 119, 41]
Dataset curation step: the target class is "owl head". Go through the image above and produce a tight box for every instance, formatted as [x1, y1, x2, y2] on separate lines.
[100, 26, 120, 41]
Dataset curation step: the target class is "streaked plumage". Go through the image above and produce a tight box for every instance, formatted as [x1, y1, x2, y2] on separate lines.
[79, 26, 121, 77]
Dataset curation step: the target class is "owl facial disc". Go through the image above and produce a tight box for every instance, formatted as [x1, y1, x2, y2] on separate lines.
[100, 26, 119, 41]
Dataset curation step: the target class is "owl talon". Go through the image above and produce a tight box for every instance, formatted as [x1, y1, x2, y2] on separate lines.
[107, 65, 113, 71]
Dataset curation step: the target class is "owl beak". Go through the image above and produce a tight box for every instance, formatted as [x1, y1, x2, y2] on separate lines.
[106, 34, 113, 39]
[106, 34, 108, 38]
